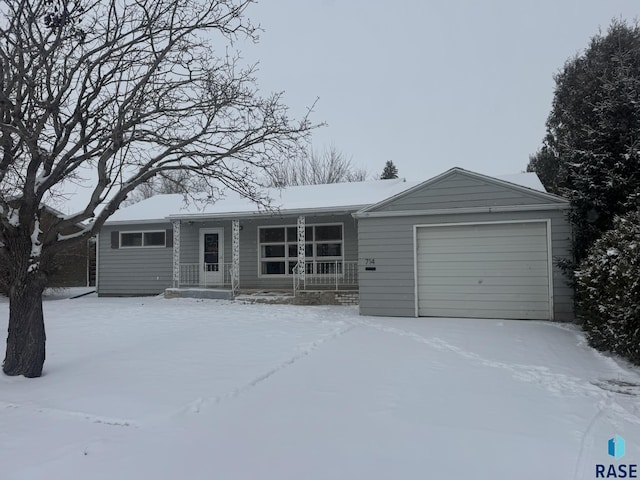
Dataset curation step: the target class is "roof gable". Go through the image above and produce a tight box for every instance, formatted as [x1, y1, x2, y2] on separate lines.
[358, 168, 568, 215]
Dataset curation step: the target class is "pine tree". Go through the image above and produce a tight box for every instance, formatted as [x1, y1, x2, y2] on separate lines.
[380, 160, 399, 179]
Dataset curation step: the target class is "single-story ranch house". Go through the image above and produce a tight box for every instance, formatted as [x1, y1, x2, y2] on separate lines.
[97, 168, 573, 321]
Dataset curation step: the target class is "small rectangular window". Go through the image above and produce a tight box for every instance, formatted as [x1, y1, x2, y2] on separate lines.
[263, 245, 286, 258]
[260, 228, 285, 243]
[286, 226, 313, 242]
[261, 261, 285, 275]
[144, 231, 166, 247]
[121, 232, 143, 247]
[288, 244, 313, 258]
[315, 225, 342, 241]
[316, 243, 342, 257]
[120, 231, 165, 248]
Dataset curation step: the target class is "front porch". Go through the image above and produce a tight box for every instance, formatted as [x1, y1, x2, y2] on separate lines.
[170, 215, 360, 296]
[174, 260, 359, 294]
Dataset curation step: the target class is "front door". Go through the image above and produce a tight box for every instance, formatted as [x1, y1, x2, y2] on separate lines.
[199, 228, 224, 286]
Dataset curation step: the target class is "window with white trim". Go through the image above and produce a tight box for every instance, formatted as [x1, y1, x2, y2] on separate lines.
[258, 224, 343, 275]
[120, 231, 166, 248]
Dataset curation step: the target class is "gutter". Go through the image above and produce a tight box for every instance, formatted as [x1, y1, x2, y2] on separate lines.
[353, 203, 570, 219]
[103, 206, 365, 226]
[165, 205, 366, 221]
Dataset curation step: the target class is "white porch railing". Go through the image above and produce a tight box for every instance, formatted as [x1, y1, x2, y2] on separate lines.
[293, 260, 358, 294]
[178, 263, 234, 289]
[178, 260, 358, 296]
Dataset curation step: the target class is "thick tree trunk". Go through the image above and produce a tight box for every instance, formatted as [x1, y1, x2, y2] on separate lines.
[2, 278, 46, 378]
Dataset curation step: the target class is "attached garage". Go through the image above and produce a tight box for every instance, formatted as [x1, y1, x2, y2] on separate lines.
[355, 168, 574, 321]
[415, 221, 552, 320]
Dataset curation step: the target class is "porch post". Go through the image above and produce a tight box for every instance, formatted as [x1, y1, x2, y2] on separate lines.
[172, 220, 180, 288]
[297, 215, 306, 285]
[232, 219, 240, 294]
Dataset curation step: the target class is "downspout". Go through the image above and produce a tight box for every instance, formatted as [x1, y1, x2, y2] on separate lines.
[95, 233, 100, 293]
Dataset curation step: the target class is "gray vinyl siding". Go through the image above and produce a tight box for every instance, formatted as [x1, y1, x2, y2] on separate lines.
[177, 213, 358, 290]
[98, 214, 358, 295]
[376, 175, 551, 212]
[98, 222, 173, 296]
[179, 220, 232, 265]
[357, 209, 573, 320]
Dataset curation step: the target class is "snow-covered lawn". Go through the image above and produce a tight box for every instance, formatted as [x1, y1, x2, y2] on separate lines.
[1, 295, 639, 480]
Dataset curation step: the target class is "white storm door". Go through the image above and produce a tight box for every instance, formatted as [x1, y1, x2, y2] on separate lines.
[199, 228, 224, 286]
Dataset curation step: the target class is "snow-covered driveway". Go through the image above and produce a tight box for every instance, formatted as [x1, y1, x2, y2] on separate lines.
[1, 296, 639, 479]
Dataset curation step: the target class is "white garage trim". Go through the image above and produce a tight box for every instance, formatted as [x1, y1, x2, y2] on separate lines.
[412, 219, 554, 320]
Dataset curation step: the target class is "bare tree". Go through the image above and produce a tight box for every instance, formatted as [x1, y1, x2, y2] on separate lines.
[124, 170, 205, 205]
[0, 0, 315, 377]
[268, 146, 367, 186]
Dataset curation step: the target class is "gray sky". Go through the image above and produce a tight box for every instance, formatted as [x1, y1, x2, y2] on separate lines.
[57, 1, 640, 214]
[241, 0, 639, 180]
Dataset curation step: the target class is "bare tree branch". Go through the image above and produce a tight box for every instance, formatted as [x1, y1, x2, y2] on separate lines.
[0, 0, 318, 376]
[268, 145, 367, 187]
[1, 0, 317, 246]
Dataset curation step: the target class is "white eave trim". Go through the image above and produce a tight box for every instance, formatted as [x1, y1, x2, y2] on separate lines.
[353, 203, 570, 219]
[166, 205, 365, 221]
[104, 218, 173, 226]
[104, 206, 365, 226]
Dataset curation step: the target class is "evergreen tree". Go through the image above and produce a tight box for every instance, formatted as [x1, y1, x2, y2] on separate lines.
[528, 19, 640, 265]
[380, 160, 399, 179]
[526, 141, 563, 196]
[576, 210, 640, 365]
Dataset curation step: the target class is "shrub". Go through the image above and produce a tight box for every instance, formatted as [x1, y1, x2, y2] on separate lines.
[576, 210, 640, 365]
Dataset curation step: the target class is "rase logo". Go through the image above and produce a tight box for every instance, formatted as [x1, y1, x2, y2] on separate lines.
[610, 436, 626, 460]
[596, 435, 637, 478]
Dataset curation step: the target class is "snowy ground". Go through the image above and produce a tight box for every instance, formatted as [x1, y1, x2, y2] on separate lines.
[1, 295, 639, 480]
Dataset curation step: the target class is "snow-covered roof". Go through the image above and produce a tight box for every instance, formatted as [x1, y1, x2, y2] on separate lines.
[105, 170, 548, 224]
[107, 178, 415, 223]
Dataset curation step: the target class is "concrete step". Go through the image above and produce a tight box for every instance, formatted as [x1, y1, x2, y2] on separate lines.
[165, 288, 233, 300]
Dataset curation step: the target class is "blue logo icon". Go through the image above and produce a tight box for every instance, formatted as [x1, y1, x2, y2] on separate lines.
[608, 435, 626, 459]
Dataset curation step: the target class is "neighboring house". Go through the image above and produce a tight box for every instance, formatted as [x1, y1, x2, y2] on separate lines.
[0, 205, 96, 291]
[97, 168, 573, 321]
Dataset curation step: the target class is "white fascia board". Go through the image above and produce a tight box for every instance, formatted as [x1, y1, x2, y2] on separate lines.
[353, 203, 570, 219]
[166, 205, 366, 221]
[104, 218, 173, 226]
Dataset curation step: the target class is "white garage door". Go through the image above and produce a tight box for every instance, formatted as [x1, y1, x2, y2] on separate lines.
[416, 222, 551, 320]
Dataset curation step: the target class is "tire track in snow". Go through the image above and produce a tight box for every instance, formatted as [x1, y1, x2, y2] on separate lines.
[572, 401, 609, 480]
[184, 323, 357, 414]
[0, 401, 136, 427]
[357, 319, 640, 426]
[571, 396, 640, 480]
[361, 318, 640, 480]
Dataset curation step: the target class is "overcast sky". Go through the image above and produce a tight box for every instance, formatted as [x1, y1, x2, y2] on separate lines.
[240, 0, 639, 181]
